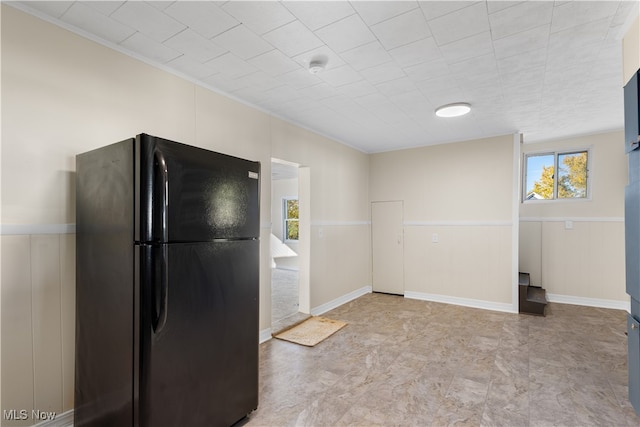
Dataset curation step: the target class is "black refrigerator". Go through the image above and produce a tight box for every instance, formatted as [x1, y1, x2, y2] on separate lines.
[75, 134, 260, 427]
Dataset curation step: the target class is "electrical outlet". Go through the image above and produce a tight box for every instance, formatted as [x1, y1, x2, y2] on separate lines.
[565, 220, 573, 230]
[432, 233, 439, 243]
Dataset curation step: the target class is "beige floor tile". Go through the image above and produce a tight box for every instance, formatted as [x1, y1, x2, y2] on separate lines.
[245, 293, 640, 427]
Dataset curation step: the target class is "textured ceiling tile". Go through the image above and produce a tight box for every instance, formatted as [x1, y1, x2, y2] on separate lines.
[375, 77, 419, 97]
[388, 90, 433, 114]
[496, 47, 547, 75]
[359, 62, 407, 85]
[119, 32, 182, 63]
[296, 83, 340, 101]
[318, 65, 363, 87]
[18, 1, 73, 18]
[388, 37, 441, 67]
[492, 24, 550, 59]
[371, 8, 431, 50]
[488, 1, 553, 40]
[60, 2, 135, 44]
[248, 49, 300, 77]
[164, 29, 227, 63]
[165, 55, 218, 80]
[340, 41, 393, 71]
[230, 71, 283, 93]
[438, 31, 493, 62]
[486, 1, 520, 15]
[448, 53, 498, 79]
[427, 2, 489, 46]
[351, 0, 419, 25]
[550, 1, 620, 34]
[404, 58, 452, 82]
[282, 0, 356, 31]
[111, 1, 185, 42]
[276, 68, 323, 90]
[339, 80, 379, 98]
[221, 1, 295, 35]
[164, 2, 239, 39]
[212, 25, 273, 60]
[548, 18, 610, 53]
[12, 0, 629, 152]
[263, 21, 325, 57]
[419, 1, 477, 20]
[315, 14, 377, 53]
[84, 1, 125, 16]
[415, 75, 459, 94]
[205, 52, 258, 78]
[261, 84, 304, 105]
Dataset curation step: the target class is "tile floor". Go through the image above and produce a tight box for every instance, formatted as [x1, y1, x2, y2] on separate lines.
[271, 268, 300, 324]
[246, 293, 640, 426]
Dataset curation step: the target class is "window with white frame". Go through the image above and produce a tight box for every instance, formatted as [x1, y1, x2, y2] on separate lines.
[523, 150, 589, 201]
[283, 198, 299, 241]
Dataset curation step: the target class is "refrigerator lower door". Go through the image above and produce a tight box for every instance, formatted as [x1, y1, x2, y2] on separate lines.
[138, 240, 259, 427]
[627, 182, 640, 301]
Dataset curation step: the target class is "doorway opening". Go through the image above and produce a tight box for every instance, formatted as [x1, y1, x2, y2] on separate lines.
[270, 159, 310, 334]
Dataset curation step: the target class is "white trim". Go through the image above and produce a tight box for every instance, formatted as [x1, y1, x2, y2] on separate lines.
[404, 221, 512, 227]
[260, 221, 272, 229]
[310, 286, 372, 316]
[34, 409, 73, 427]
[259, 328, 272, 344]
[546, 293, 630, 312]
[404, 291, 517, 314]
[512, 133, 522, 314]
[519, 217, 624, 223]
[310, 221, 370, 227]
[0, 224, 76, 235]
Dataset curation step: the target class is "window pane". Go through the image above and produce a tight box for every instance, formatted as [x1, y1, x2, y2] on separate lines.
[286, 199, 299, 220]
[286, 220, 299, 240]
[557, 151, 587, 198]
[525, 154, 554, 200]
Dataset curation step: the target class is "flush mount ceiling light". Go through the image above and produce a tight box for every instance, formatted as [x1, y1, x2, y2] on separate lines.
[435, 102, 471, 118]
[308, 59, 326, 74]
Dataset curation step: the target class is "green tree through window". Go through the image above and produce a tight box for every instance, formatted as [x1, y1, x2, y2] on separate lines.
[525, 150, 589, 200]
[284, 198, 299, 241]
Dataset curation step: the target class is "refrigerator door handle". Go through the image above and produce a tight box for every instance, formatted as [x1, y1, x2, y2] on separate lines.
[153, 146, 169, 242]
[152, 245, 169, 334]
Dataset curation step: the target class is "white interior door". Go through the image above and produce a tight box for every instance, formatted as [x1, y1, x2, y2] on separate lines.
[371, 201, 404, 295]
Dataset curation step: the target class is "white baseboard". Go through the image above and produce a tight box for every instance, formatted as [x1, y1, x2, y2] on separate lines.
[311, 286, 372, 316]
[546, 293, 630, 312]
[34, 409, 73, 427]
[259, 328, 272, 343]
[404, 291, 517, 314]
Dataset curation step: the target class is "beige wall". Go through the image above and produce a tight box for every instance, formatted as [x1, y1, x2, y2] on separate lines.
[370, 135, 516, 308]
[0, 6, 370, 425]
[270, 118, 371, 311]
[623, 14, 639, 86]
[519, 131, 628, 305]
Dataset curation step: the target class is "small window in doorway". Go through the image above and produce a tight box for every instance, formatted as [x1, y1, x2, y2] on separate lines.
[283, 198, 299, 241]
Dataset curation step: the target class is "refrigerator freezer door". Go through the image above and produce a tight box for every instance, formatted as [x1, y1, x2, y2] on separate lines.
[136, 134, 260, 243]
[138, 241, 259, 427]
[625, 71, 639, 153]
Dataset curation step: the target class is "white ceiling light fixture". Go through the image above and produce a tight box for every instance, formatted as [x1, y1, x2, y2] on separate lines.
[435, 102, 471, 118]
[308, 59, 326, 74]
